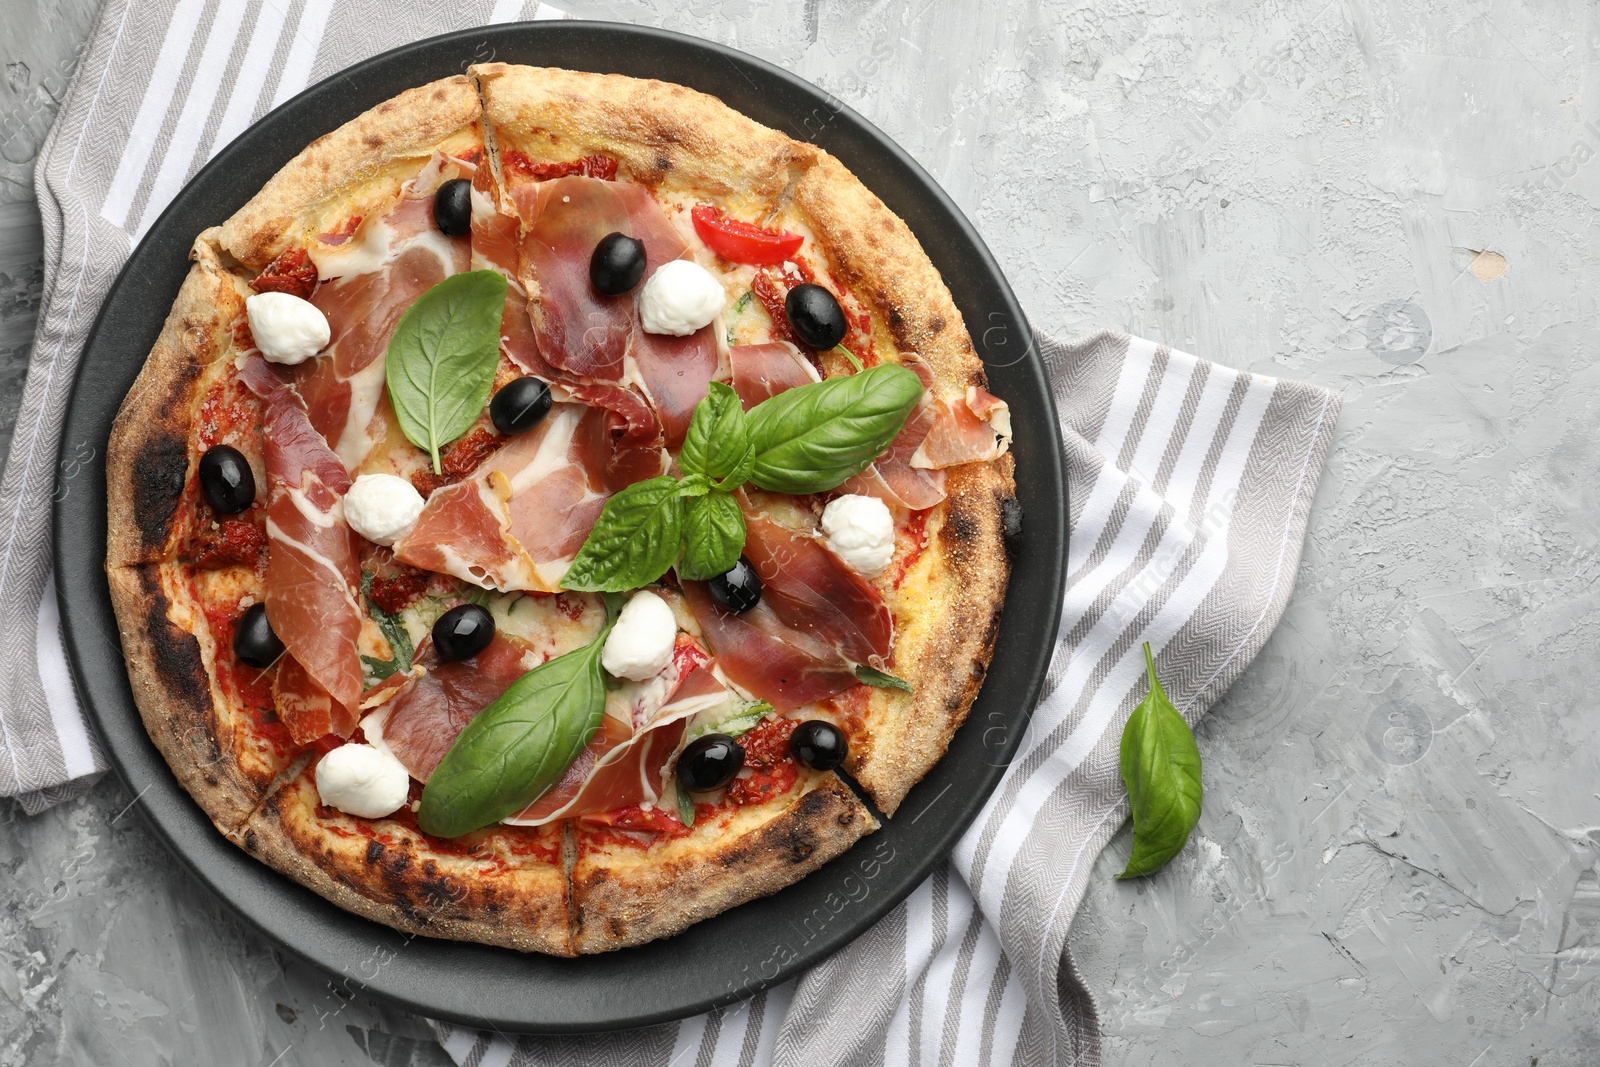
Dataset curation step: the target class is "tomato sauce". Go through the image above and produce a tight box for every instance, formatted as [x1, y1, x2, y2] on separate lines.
[200, 599, 295, 759]
[500, 150, 618, 182]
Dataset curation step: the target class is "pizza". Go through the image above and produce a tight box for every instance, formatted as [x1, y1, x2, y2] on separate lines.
[105, 65, 1015, 956]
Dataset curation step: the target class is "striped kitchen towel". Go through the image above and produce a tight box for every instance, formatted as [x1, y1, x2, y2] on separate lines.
[0, 1, 1341, 1064]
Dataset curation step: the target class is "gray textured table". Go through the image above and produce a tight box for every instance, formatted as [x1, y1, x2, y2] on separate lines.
[4, 1, 1598, 1064]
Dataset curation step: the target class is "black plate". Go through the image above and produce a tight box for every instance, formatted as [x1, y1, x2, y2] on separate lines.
[55, 22, 1066, 1033]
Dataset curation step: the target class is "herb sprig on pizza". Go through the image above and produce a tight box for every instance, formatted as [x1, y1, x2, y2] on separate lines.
[106, 65, 1015, 955]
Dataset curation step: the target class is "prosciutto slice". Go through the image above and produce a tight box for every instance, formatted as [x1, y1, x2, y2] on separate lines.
[391, 403, 610, 591]
[728, 341, 818, 408]
[506, 647, 731, 826]
[364, 633, 536, 781]
[298, 157, 472, 470]
[682, 509, 893, 711]
[513, 176, 718, 447]
[239, 356, 364, 739]
[911, 386, 1013, 469]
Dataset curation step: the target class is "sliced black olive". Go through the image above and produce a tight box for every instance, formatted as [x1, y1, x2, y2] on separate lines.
[198, 444, 255, 515]
[790, 719, 848, 771]
[433, 604, 495, 661]
[678, 733, 745, 792]
[784, 283, 848, 350]
[232, 603, 284, 668]
[490, 376, 553, 435]
[433, 178, 473, 238]
[707, 559, 762, 614]
[589, 232, 647, 295]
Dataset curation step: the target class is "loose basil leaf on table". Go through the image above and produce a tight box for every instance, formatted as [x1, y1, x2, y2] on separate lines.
[561, 475, 686, 592]
[854, 664, 912, 692]
[678, 491, 746, 581]
[385, 270, 508, 474]
[679, 382, 752, 484]
[1116, 642, 1202, 879]
[745, 363, 924, 494]
[418, 604, 619, 838]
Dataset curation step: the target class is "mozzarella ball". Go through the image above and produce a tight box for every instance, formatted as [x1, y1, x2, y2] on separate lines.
[820, 494, 896, 578]
[314, 743, 411, 818]
[245, 292, 330, 365]
[601, 590, 679, 681]
[343, 473, 425, 546]
[637, 259, 725, 336]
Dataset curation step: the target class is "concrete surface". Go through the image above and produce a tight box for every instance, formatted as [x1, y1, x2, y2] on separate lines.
[3, 0, 1599, 1064]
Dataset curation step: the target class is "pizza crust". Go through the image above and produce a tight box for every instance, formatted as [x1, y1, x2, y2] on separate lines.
[570, 773, 877, 953]
[216, 75, 482, 271]
[239, 764, 574, 956]
[106, 235, 241, 568]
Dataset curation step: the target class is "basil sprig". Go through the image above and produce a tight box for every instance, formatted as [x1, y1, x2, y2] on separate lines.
[385, 270, 508, 474]
[1116, 643, 1202, 879]
[560, 366, 922, 593]
[417, 602, 619, 838]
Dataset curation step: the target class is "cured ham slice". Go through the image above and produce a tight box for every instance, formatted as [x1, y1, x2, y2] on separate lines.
[728, 341, 818, 408]
[391, 403, 610, 591]
[911, 385, 1013, 469]
[297, 156, 473, 470]
[513, 176, 717, 447]
[239, 356, 364, 738]
[506, 646, 731, 826]
[682, 510, 892, 711]
[837, 401, 946, 509]
[364, 633, 535, 781]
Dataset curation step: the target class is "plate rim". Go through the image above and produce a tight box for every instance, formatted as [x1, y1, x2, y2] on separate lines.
[54, 20, 1067, 1033]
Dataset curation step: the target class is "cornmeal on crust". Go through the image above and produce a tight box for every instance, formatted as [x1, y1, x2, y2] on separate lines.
[105, 64, 1014, 954]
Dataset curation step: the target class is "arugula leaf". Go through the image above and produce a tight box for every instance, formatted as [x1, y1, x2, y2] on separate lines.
[560, 476, 686, 592]
[732, 291, 752, 314]
[678, 491, 745, 581]
[1116, 643, 1202, 879]
[679, 382, 752, 483]
[384, 270, 508, 474]
[359, 571, 413, 675]
[745, 363, 923, 494]
[675, 777, 696, 828]
[362, 654, 401, 681]
[418, 606, 619, 837]
[854, 664, 912, 692]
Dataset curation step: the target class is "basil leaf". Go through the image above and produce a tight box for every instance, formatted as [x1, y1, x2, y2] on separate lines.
[359, 571, 413, 673]
[833, 344, 864, 372]
[1116, 643, 1202, 879]
[675, 777, 695, 828]
[418, 610, 617, 837]
[745, 364, 923, 494]
[679, 383, 751, 483]
[361, 654, 401, 681]
[678, 491, 745, 581]
[854, 664, 912, 692]
[561, 476, 685, 592]
[384, 270, 508, 473]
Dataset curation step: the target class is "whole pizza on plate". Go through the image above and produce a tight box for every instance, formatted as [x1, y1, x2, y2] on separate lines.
[105, 64, 1015, 955]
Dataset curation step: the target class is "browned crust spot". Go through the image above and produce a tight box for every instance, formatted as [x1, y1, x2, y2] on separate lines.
[570, 775, 877, 953]
[105, 565, 272, 831]
[238, 768, 573, 956]
[106, 235, 240, 567]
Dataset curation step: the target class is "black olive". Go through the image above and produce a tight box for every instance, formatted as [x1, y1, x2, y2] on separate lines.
[198, 444, 255, 515]
[589, 232, 647, 295]
[678, 733, 745, 792]
[707, 559, 762, 614]
[433, 178, 473, 238]
[433, 604, 495, 661]
[784, 283, 848, 350]
[790, 719, 848, 771]
[232, 603, 284, 668]
[489, 376, 553, 435]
